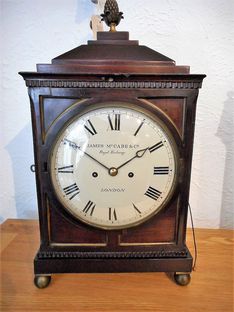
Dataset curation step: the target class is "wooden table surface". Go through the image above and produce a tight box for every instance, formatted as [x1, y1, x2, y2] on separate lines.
[0, 219, 233, 312]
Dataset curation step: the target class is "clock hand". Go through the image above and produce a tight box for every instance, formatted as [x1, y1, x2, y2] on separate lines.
[63, 139, 110, 171]
[117, 147, 149, 170]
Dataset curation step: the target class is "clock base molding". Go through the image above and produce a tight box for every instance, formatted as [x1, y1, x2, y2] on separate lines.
[34, 246, 193, 275]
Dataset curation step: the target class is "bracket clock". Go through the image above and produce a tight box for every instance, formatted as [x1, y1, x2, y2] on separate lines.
[19, 0, 205, 288]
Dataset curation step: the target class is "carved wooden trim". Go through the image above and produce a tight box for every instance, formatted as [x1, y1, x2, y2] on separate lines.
[37, 249, 188, 259]
[25, 80, 203, 89]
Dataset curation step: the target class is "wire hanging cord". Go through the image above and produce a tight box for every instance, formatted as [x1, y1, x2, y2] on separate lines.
[188, 203, 198, 271]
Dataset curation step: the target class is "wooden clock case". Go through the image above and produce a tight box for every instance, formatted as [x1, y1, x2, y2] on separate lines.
[19, 31, 205, 287]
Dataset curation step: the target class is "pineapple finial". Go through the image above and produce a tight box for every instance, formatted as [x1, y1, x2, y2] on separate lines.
[101, 0, 124, 32]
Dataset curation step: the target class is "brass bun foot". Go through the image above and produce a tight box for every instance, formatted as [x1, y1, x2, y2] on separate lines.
[174, 273, 191, 286]
[34, 275, 51, 289]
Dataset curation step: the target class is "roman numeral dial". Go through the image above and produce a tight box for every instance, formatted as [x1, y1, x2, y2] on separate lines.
[154, 167, 169, 175]
[83, 201, 96, 216]
[58, 165, 74, 173]
[134, 120, 145, 136]
[63, 183, 80, 200]
[84, 120, 97, 136]
[50, 106, 177, 230]
[149, 141, 164, 153]
[145, 187, 162, 201]
[109, 208, 117, 221]
[133, 203, 141, 214]
[108, 114, 120, 131]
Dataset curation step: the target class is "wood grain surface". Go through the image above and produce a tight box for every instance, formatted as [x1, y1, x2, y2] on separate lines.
[0, 219, 233, 312]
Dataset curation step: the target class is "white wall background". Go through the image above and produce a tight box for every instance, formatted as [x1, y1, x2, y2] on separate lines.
[0, 0, 233, 228]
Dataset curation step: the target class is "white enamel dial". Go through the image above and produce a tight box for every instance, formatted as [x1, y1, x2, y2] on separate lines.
[50, 105, 178, 229]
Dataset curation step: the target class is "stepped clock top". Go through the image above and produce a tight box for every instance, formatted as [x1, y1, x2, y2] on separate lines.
[19, 0, 206, 77]
[101, 0, 124, 32]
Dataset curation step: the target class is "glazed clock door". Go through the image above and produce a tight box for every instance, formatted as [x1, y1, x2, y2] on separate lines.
[49, 103, 179, 230]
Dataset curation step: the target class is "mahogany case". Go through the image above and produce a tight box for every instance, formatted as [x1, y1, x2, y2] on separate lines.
[19, 31, 205, 275]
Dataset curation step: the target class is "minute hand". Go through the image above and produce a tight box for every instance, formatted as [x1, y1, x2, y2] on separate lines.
[64, 139, 110, 171]
[117, 147, 149, 170]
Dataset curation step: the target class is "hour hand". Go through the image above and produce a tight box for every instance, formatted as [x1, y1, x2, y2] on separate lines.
[117, 147, 149, 170]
